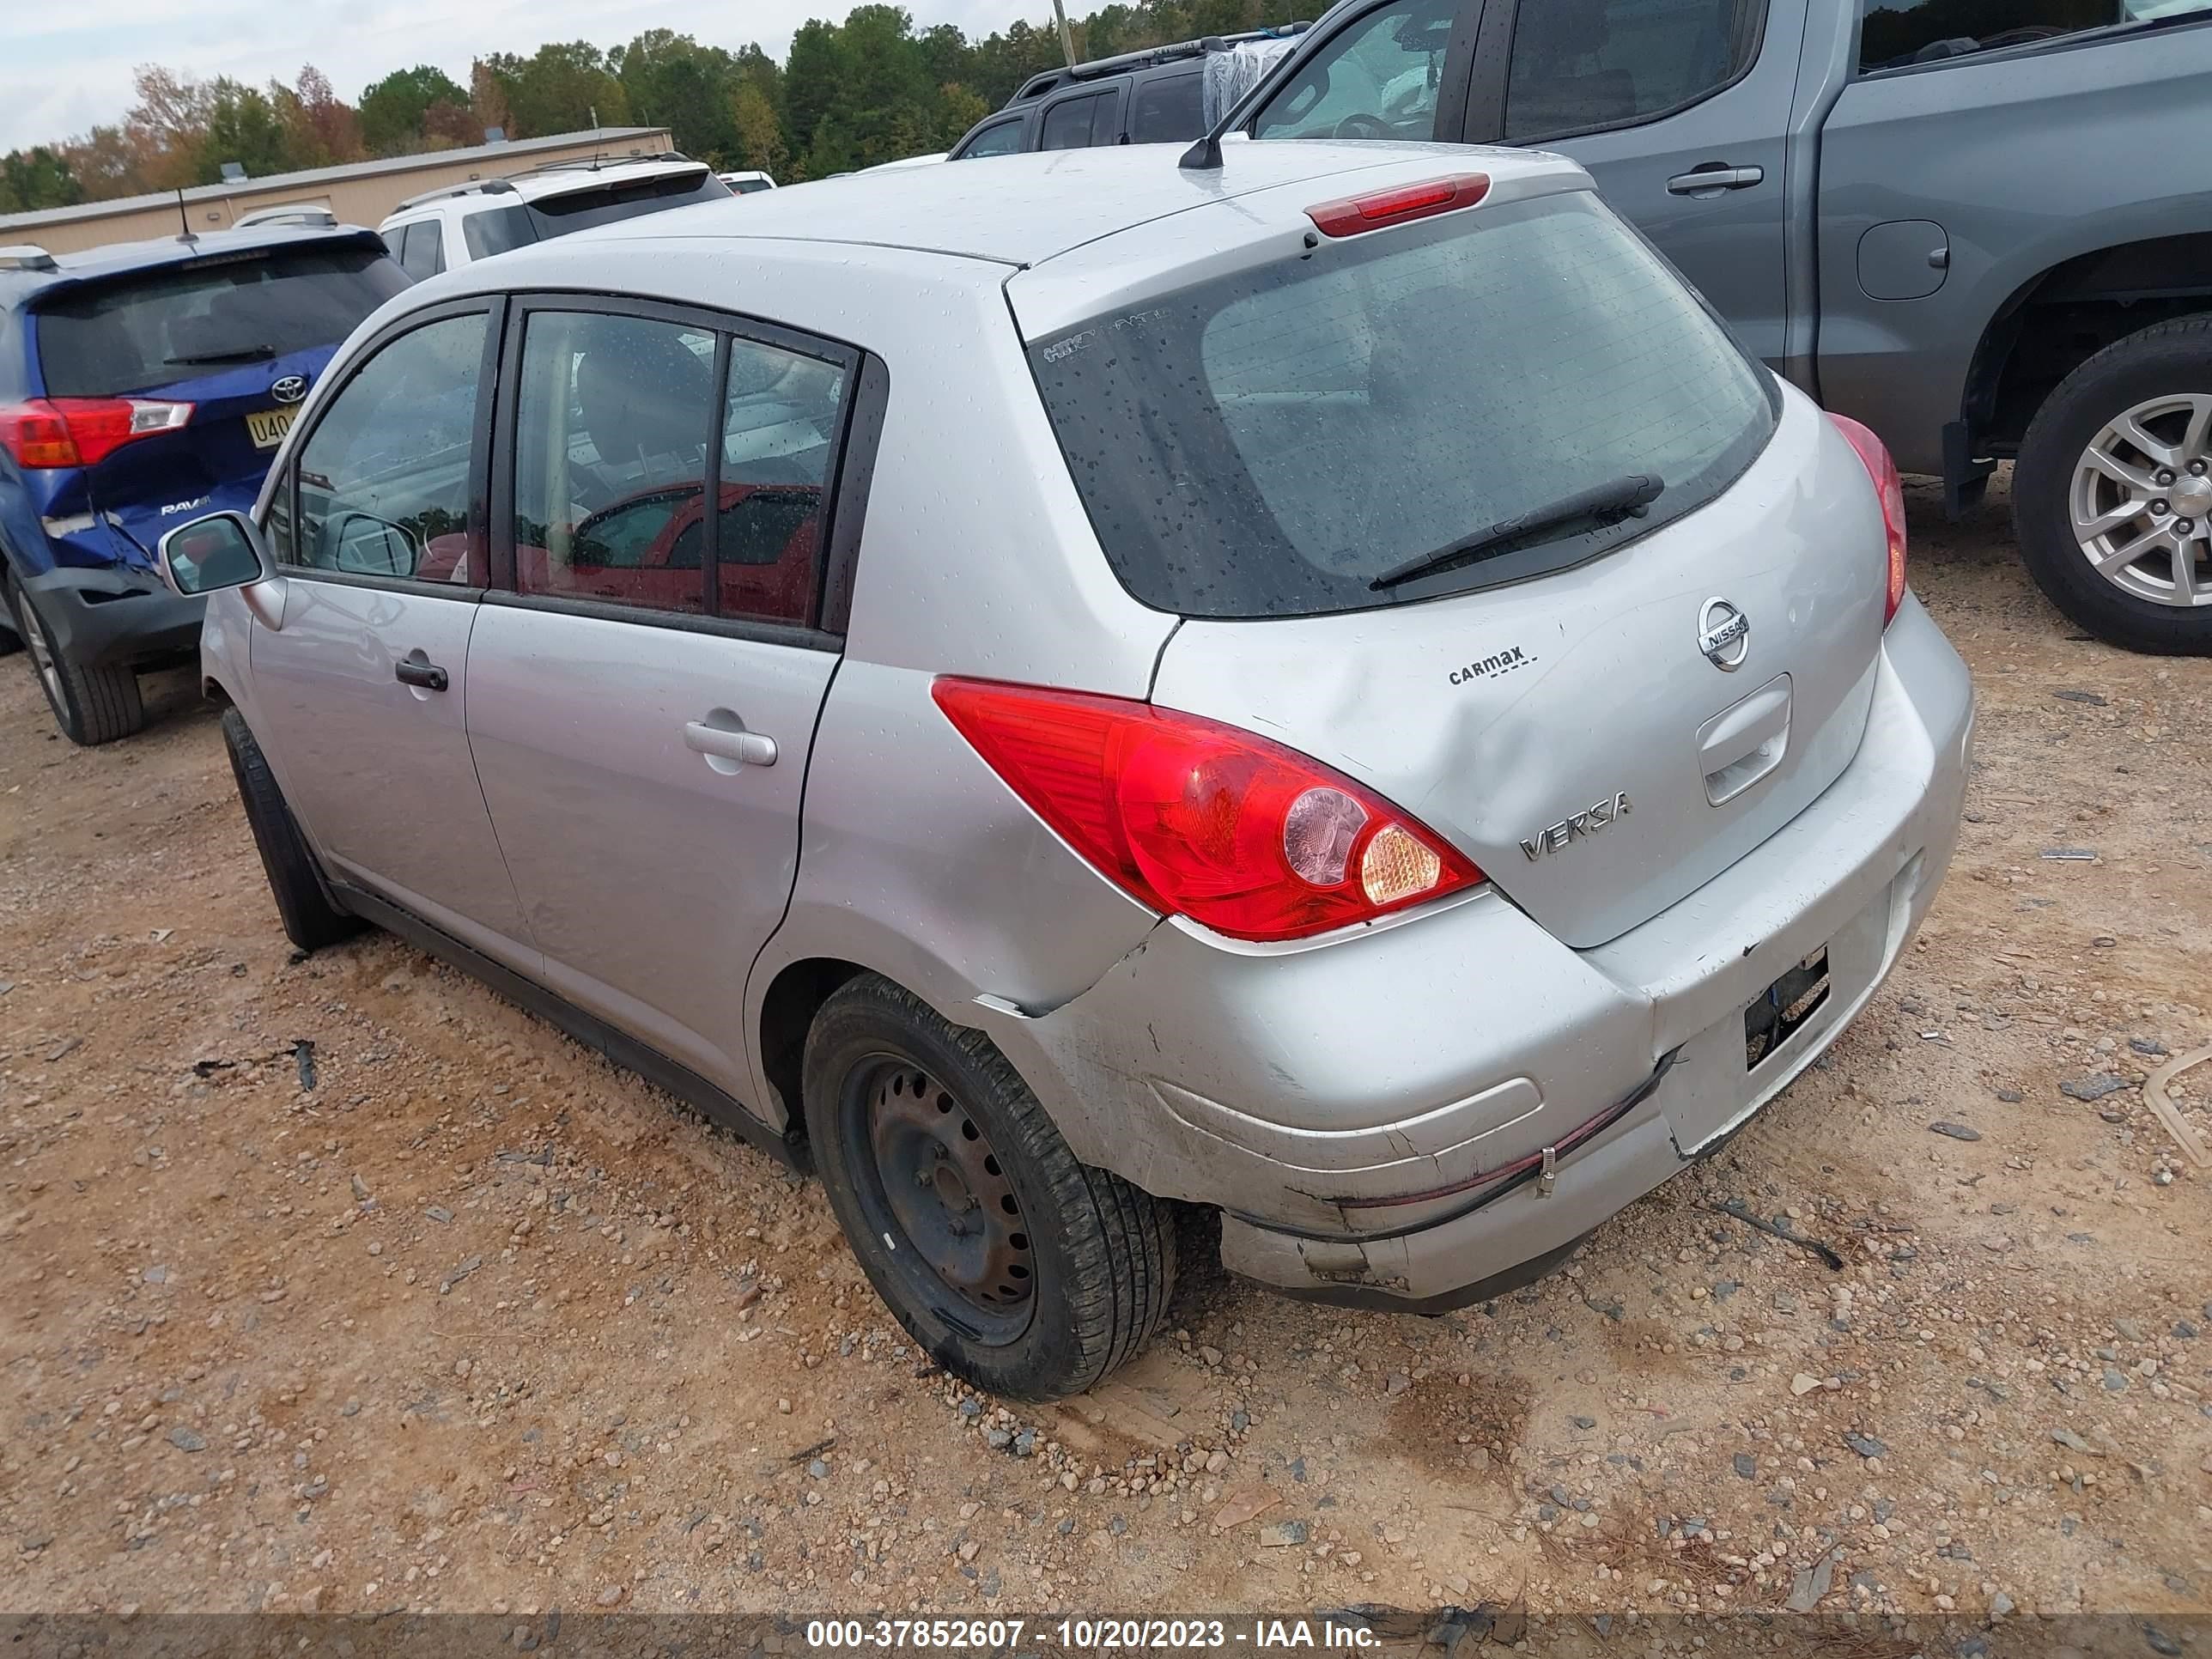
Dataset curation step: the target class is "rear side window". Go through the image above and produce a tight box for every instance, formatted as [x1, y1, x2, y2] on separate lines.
[398, 221, 446, 281]
[1250, 0, 1456, 140]
[33, 246, 407, 398]
[1505, 0, 1763, 138]
[1130, 71, 1206, 142]
[1856, 0, 2203, 70]
[513, 311, 718, 616]
[729, 177, 775, 194]
[463, 204, 539, 261]
[957, 118, 1026, 158]
[1027, 192, 1778, 619]
[1042, 92, 1115, 149]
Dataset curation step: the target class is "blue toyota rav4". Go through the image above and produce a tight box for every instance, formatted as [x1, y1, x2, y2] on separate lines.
[1, 227, 408, 743]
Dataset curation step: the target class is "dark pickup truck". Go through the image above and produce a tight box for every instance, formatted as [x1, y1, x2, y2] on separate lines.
[1225, 0, 2212, 652]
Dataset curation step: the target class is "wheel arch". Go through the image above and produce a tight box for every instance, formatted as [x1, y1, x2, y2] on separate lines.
[753, 955, 872, 1137]
[1962, 233, 2212, 458]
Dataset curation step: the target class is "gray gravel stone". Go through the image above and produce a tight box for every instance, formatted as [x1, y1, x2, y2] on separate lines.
[2060, 1075, 2127, 1102]
[1929, 1121, 1982, 1141]
[1843, 1431, 1888, 1459]
[1732, 1453, 1755, 1479]
[167, 1426, 206, 1453]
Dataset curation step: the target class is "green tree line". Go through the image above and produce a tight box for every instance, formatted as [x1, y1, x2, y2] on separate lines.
[0, 0, 1303, 214]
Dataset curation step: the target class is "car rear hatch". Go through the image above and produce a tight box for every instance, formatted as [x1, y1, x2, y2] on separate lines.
[1009, 157, 1889, 948]
[29, 237, 406, 563]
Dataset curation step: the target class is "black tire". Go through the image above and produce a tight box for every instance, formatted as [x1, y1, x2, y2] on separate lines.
[8, 580, 146, 744]
[221, 706, 361, 953]
[2014, 313, 2212, 654]
[803, 973, 1176, 1401]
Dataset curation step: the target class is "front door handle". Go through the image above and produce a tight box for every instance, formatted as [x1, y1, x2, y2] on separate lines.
[394, 652, 449, 692]
[684, 720, 778, 768]
[1667, 164, 1765, 196]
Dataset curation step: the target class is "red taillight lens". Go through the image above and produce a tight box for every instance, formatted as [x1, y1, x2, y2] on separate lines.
[0, 397, 192, 470]
[933, 678, 1484, 943]
[1305, 173, 1491, 239]
[1826, 411, 1907, 625]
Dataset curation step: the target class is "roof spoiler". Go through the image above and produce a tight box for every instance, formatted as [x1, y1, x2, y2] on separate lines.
[0, 244, 59, 272]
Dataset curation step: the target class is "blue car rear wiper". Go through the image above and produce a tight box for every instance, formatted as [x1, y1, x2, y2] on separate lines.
[165, 345, 276, 365]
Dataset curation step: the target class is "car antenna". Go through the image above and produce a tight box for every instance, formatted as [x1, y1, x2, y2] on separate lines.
[174, 186, 198, 245]
[1178, 102, 1237, 171]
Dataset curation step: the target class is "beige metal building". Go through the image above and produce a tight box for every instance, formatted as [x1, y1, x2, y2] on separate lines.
[0, 127, 676, 256]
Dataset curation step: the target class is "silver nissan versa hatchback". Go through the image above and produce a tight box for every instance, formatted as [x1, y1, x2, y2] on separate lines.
[156, 141, 1972, 1401]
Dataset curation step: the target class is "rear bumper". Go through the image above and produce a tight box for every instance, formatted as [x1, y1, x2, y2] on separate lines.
[975, 595, 1972, 1308]
[20, 564, 204, 669]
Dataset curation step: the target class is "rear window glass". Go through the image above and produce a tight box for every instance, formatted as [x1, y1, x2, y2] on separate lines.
[35, 244, 407, 398]
[462, 204, 539, 261]
[1027, 192, 1778, 618]
[520, 169, 729, 237]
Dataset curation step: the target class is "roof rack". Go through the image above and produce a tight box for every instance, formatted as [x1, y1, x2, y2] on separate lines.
[390, 176, 520, 213]
[508, 149, 702, 179]
[0, 243, 59, 273]
[1011, 24, 1312, 101]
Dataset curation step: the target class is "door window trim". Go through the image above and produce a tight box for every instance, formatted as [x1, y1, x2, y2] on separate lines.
[484, 289, 881, 650]
[266, 294, 504, 601]
[1242, 0, 1483, 144]
[1850, 6, 2212, 80]
[1474, 0, 1772, 146]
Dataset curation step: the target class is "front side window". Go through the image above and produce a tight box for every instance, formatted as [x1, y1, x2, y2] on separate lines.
[957, 118, 1025, 158]
[513, 311, 718, 616]
[1249, 0, 1455, 141]
[1857, 0, 2203, 70]
[291, 311, 485, 583]
[1029, 192, 1777, 619]
[1505, 0, 1763, 139]
[398, 221, 446, 281]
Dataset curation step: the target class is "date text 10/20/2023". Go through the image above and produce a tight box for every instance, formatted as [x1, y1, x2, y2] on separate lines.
[803, 1620, 1384, 1650]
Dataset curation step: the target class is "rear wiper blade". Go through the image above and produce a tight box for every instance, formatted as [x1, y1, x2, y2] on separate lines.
[165, 345, 275, 365]
[1369, 473, 1664, 592]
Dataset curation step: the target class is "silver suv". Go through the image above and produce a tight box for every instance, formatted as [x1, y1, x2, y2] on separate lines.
[157, 143, 1973, 1401]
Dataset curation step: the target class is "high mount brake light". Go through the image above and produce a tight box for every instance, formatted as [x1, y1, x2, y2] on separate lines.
[933, 678, 1484, 943]
[0, 397, 193, 469]
[1305, 173, 1491, 239]
[1826, 411, 1907, 626]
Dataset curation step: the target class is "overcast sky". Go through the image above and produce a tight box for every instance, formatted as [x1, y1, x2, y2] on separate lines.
[2, 0, 1029, 154]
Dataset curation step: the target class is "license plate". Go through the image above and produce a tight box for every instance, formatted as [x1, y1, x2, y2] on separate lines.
[246, 407, 297, 449]
[1745, 946, 1832, 1071]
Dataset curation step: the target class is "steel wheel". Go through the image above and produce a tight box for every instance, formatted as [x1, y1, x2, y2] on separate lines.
[842, 1055, 1035, 1346]
[2069, 392, 2212, 607]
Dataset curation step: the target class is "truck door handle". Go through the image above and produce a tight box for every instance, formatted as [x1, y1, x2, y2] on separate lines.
[1667, 165, 1765, 196]
[394, 653, 448, 692]
[684, 720, 778, 768]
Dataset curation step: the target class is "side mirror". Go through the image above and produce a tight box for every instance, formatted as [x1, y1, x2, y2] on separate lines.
[157, 511, 268, 597]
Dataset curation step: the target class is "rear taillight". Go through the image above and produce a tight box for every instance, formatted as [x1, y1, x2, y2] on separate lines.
[933, 678, 1485, 943]
[0, 397, 192, 470]
[1305, 173, 1491, 239]
[1826, 412, 1907, 625]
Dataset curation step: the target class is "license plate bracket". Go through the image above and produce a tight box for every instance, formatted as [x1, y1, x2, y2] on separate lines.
[1745, 945, 1831, 1071]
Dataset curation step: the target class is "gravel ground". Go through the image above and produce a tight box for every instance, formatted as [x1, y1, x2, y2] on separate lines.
[2, 475, 2209, 1628]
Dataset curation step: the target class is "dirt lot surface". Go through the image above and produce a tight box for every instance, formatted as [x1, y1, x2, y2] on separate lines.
[3, 477, 2209, 1632]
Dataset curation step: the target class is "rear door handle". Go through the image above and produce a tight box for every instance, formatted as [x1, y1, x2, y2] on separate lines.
[394, 653, 448, 692]
[1667, 165, 1765, 196]
[684, 721, 778, 767]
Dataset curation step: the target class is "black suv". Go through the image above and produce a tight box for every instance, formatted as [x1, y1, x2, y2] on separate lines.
[949, 27, 1310, 159]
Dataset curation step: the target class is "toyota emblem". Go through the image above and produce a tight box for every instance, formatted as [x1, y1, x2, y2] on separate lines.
[270, 374, 309, 405]
[1698, 597, 1751, 671]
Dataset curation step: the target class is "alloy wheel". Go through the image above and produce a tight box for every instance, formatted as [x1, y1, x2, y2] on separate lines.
[15, 592, 64, 705]
[2068, 392, 2212, 607]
